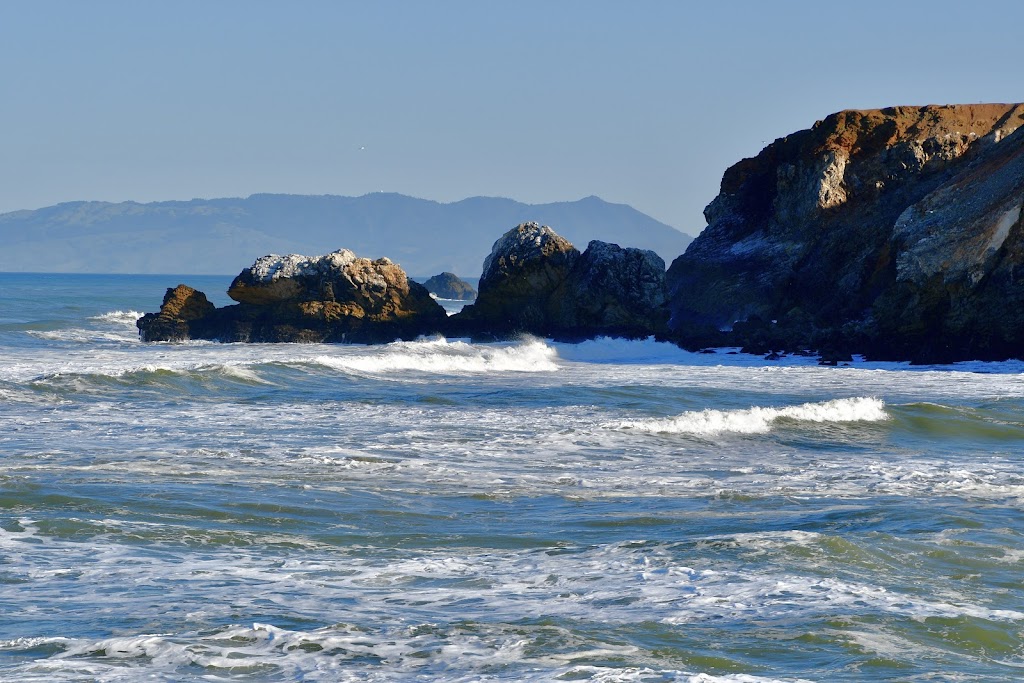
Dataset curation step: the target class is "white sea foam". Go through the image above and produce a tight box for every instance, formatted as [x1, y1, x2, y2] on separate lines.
[611, 397, 888, 436]
[89, 310, 145, 325]
[311, 337, 559, 374]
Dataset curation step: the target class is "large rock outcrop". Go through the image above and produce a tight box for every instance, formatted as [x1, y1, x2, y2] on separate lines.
[666, 103, 1024, 361]
[452, 222, 668, 339]
[550, 240, 668, 337]
[138, 249, 446, 343]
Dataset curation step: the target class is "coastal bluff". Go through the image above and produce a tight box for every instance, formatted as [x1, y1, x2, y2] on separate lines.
[667, 103, 1024, 362]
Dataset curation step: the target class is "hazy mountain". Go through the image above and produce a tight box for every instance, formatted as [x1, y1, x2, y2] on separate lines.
[0, 193, 692, 277]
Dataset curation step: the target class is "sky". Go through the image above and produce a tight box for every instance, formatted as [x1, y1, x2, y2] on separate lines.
[2, 0, 1022, 234]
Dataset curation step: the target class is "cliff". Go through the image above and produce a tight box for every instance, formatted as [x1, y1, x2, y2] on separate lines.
[666, 103, 1024, 362]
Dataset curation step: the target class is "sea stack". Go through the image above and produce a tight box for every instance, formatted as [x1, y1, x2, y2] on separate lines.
[451, 222, 668, 339]
[138, 249, 447, 343]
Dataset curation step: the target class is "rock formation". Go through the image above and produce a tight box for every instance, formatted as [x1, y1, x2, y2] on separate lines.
[666, 103, 1024, 361]
[138, 249, 446, 343]
[550, 240, 668, 337]
[454, 223, 580, 335]
[136, 285, 216, 342]
[452, 222, 667, 339]
[422, 272, 477, 300]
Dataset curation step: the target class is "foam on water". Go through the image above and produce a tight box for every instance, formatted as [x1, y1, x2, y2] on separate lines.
[611, 397, 888, 436]
[89, 310, 146, 325]
[311, 337, 560, 375]
[6, 275, 1024, 680]
[2, 515, 1018, 680]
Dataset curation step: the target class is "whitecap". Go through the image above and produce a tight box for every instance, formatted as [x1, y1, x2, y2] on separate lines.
[311, 337, 559, 375]
[89, 310, 145, 325]
[611, 397, 888, 436]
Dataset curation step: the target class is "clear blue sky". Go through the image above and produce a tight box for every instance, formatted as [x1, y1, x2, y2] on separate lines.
[2, 0, 1021, 233]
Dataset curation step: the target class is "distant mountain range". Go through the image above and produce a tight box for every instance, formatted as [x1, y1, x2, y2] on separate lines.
[0, 193, 692, 277]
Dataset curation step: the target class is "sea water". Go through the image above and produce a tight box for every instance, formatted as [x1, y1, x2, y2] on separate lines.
[1, 272, 1023, 682]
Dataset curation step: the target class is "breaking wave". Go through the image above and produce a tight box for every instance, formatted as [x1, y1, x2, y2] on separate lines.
[612, 397, 888, 436]
[311, 337, 559, 374]
[89, 310, 145, 325]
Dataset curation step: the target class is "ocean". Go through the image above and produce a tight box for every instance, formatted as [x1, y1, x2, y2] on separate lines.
[1, 272, 1023, 682]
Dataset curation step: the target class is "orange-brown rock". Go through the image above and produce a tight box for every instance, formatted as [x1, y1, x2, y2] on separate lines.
[136, 285, 216, 342]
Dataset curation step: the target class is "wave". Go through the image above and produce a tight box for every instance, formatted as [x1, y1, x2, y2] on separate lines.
[311, 337, 559, 375]
[611, 397, 888, 436]
[29, 361, 272, 389]
[89, 310, 145, 325]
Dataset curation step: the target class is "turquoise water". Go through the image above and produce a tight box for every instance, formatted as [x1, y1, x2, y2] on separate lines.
[1, 273, 1023, 681]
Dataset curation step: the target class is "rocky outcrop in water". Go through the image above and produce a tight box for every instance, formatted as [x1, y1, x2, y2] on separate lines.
[550, 240, 668, 337]
[452, 222, 667, 339]
[138, 249, 446, 343]
[136, 285, 216, 342]
[454, 223, 580, 335]
[422, 272, 477, 300]
[666, 103, 1024, 362]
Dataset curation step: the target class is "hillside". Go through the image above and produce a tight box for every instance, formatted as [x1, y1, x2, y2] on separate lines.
[0, 193, 691, 277]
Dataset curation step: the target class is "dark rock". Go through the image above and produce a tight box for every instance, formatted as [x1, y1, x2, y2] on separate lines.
[138, 250, 446, 343]
[666, 103, 1024, 362]
[551, 241, 668, 337]
[451, 222, 668, 339]
[137, 285, 216, 342]
[453, 222, 580, 336]
[818, 350, 853, 366]
[422, 272, 477, 300]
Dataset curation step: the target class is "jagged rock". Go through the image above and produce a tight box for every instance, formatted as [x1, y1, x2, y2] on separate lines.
[666, 103, 1024, 361]
[550, 240, 668, 336]
[422, 272, 477, 300]
[138, 250, 446, 343]
[137, 285, 216, 342]
[452, 223, 667, 339]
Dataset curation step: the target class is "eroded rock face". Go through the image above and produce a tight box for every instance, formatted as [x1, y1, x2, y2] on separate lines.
[667, 103, 1024, 361]
[138, 250, 446, 343]
[453, 223, 667, 339]
[551, 241, 668, 336]
[137, 285, 216, 342]
[873, 121, 1024, 361]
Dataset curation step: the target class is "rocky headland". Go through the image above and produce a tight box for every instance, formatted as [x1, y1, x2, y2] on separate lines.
[667, 103, 1024, 363]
